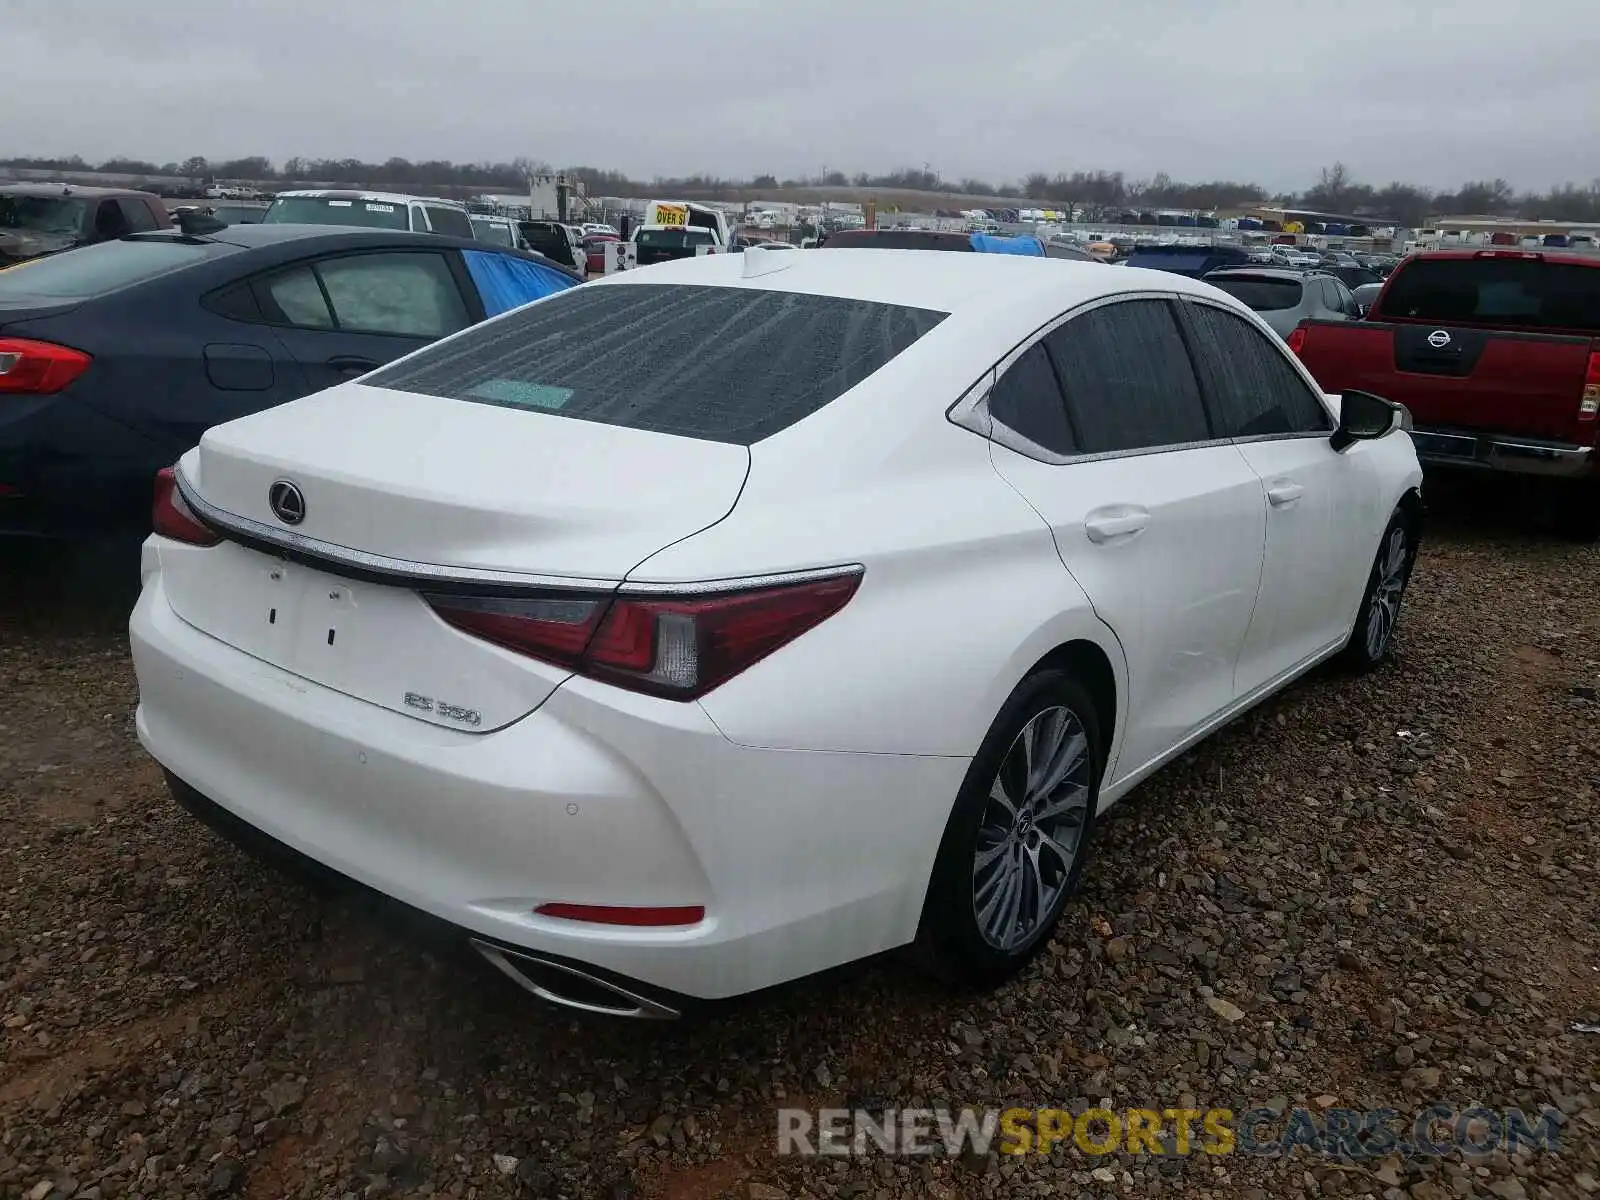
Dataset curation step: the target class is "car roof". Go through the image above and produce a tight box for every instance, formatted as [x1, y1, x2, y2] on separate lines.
[124, 224, 581, 277]
[270, 189, 467, 209]
[0, 182, 161, 199]
[593, 246, 1224, 317]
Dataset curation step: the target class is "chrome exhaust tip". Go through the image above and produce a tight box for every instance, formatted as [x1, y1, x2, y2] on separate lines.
[469, 939, 680, 1020]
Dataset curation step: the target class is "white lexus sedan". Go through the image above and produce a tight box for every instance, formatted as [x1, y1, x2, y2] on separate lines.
[130, 247, 1422, 1018]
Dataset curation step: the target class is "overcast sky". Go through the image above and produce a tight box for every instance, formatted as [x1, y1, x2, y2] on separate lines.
[7, 0, 1596, 193]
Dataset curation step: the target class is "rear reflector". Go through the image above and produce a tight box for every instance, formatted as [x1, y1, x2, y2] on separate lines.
[1582, 352, 1600, 422]
[1286, 325, 1307, 356]
[534, 903, 705, 927]
[426, 570, 862, 700]
[0, 337, 92, 395]
[152, 468, 221, 546]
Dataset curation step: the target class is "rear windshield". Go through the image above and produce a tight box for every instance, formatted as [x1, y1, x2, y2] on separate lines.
[1327, 265, 1381, 288]
[1205, 277, 1303, 311]
[0, 195, 86, 235]
[635, 228, 714, 249]
[0, 237, 231, 299]
[263, 196, 410, 231]
[364, 282, 948, 445]
[1379, 258, 1600, 332]
[471, 218, 515, 247]
[820, 230, 972, 251]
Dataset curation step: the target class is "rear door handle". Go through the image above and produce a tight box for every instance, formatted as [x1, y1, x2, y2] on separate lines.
[327, 355, 380, 376]
[1265, 480, 1306, 507]
[1083, 505, 1151, 543]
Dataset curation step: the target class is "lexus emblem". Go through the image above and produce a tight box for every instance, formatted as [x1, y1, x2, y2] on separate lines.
[1426, 329, 1452, 349]
[268, 480, 306, 526]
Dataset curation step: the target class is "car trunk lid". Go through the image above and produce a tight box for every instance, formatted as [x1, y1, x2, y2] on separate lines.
[162, 381, 750, 727]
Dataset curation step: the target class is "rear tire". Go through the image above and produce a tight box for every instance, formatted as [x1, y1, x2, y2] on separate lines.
[915, 670, 1103, 988]
[1340, 510, 1417, 671]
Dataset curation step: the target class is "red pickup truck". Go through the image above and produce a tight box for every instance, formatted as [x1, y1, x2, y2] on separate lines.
[1290, 249, 1600, 537]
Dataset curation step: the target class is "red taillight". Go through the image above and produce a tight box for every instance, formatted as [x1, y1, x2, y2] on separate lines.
[0, 337, 92, 395]
[152, 468, 220, 546]
[426, 571, 861, 700]
[1581, 351, 1600, 422]
[1286, 325, 1307, 356]
[534, 903, 704, 927]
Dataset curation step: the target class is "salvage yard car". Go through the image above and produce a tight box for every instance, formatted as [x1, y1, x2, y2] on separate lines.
[0, 224, 577, 536]
[263, 190, 477, 239]
[1203, 267, 1360, 339]
[130, 247, 1422, 1018]
[1, 182, 172, 267]
[1291, 247, 1600, 538]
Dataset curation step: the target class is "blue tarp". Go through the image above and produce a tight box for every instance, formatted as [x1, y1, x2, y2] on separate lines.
[969, 233, 1045, 256]
[462, 250, 577, 316]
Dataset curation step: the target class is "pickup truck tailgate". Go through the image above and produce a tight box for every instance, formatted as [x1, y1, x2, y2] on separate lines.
[1297, 320, 1595, 442]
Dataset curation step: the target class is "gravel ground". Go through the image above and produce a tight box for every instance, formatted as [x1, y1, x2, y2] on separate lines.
[1, 480, 1597, 1200]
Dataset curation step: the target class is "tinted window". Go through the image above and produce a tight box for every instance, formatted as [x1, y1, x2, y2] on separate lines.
[635, 228, 715, 249]
[262, 196, 409, 230]
[117, 199, 159, 233]
[989, 342, 1075, 454]
[0, 238, 229, 299]
[315, 253, 469, 337]
[365, 283, 947, 445]
[1044, 299, 1211, 452]
[93, 203, 133, 239]
[1184, 302, 1332, 437]
[1206, 277, 1302, 311]
[1378, 258, 1600, 332]
[424, 206, 475, 239]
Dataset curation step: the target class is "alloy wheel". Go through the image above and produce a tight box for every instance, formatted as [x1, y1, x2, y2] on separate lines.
[1365, 525, 1410, 659]
[972, 705, 1092, 952]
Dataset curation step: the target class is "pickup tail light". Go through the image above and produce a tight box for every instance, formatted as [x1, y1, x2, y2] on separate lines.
[1581, 351, 1600, 422]
[1286, 326, 1308, 356]
[152, 468, 221, 546]
[0, 337, 92, 395]
[426, 570, 862, 700]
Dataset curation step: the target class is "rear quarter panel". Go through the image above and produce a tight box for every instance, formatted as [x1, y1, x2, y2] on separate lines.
[631, 422, 1128, 762]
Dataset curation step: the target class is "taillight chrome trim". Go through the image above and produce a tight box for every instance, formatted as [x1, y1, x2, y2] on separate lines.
[616, 564, 865, 596]
[171, 467, 866, 599]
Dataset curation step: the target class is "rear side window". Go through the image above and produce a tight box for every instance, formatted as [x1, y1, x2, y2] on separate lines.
[1379, 258, 1600, 332]
[424, 206, 475, 239]
[0, 238, 229, 299]
[364, 282, 947, 445]
[1184, 302, 1332, 437]
[259, 252, 470, 338]
[1206, 277, 1302, 311]
[988, 342, 1075, 454]
[117, 199, 159, 233]
[1043, 299, 1210, 453]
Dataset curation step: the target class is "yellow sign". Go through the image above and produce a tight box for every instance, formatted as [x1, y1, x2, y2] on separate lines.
[653, 204, 687, 226]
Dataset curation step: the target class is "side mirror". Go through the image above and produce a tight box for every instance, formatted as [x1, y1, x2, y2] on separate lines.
[1330, 389, 1402, 451]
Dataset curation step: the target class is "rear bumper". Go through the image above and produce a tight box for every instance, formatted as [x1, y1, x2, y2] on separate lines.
[1410, 427, 1596, 478]
[129, 552, 965, 1002]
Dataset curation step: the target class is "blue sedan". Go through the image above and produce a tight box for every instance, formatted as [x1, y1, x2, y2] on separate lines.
[0, 223, 579, 536]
